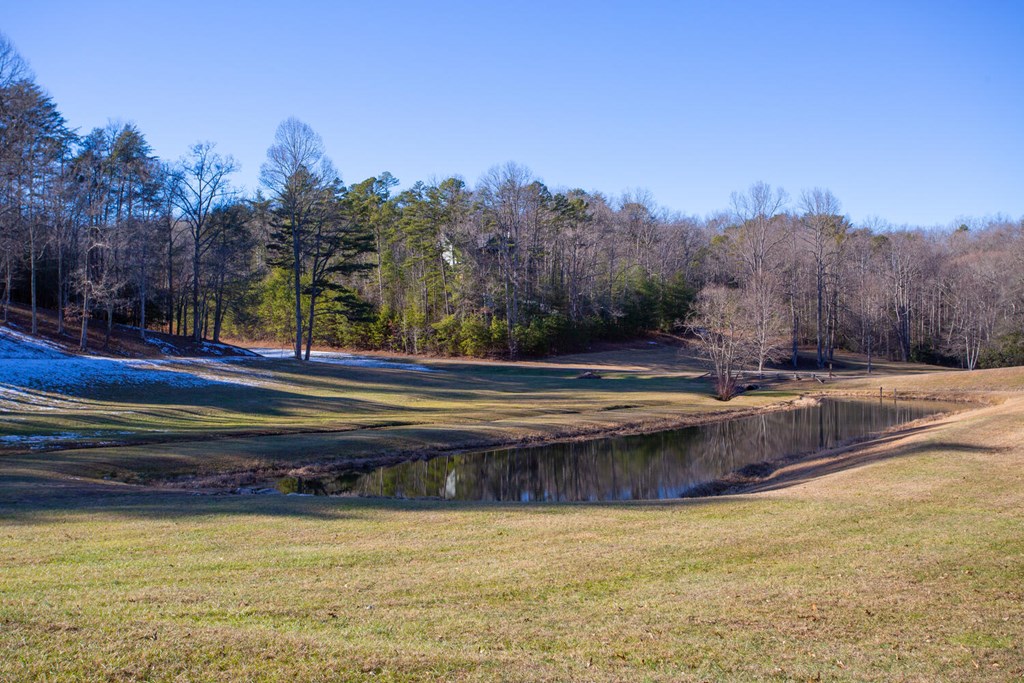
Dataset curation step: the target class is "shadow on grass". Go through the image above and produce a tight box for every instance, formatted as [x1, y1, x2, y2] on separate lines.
[4, 359, 644, 426]
[740, 429, 1007, 494]
[0, 467, 743, 525]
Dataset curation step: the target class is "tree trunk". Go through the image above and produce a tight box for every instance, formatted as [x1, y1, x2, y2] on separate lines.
[507, 247, 519, 359]
[292, 213, 303, 360]
[167, 223, 174, 335]
[815, 266, 823, 369]
[29, 224, 37, 335]
[105, 301, 113, 347]
[790, 299, 799, 369]
[866, 331, 873, 375]
[139, 285, 147, 341]
[201, 297, 210, 341]
[3, 257, 11, 323]
[304, 293, 317, 361]
[375, 229, 384, 304]
[79, 289, 89, 352]
[192, 245, 201, 342]
[212, 275, 225, 344]
[56, 240, 64, 336]
[439, 253, 451, 316]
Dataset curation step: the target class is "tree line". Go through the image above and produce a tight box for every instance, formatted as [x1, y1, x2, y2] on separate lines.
[2, 33, 1022, 373]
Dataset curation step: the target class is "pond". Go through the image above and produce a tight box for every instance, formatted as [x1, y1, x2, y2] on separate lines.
[285, 398, 963, 502]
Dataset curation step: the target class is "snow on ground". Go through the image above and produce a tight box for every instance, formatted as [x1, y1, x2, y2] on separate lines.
[0, 327, 435, 415]
[0, 325, 69, 359]
[0, 327, 261, 410]
[3, 356, 217, 391]
[144, 335, 261, 358]
[0, 430, 134, 449]
[250, 347, 437, 372]
[145, 336, 180, 355]
[201, 341, 260, 357]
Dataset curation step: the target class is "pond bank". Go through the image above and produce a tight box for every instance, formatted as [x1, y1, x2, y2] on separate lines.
[196, 394, 979, 500]
[684, 408, 967, 497]
[174, 393, 826, 493]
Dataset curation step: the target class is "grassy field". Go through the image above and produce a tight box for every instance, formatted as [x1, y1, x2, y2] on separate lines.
[1, 347, 1022, 681]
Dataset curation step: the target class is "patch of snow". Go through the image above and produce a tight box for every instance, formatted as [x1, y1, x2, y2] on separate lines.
[0, 326, 68, 359]
[200, 342, 260, 357]
[250, 347, 437, 372]
[0, 328, 434, 419]
[202, 342, 224, 356]
[2, 357, 214, 392]
[144, 335, 258, 358]
[235, 487, 282, 495]
[0, 432, 83, 444]
[145, 337, 181, 356]
[0, 327, 267, 411]
[0, 431, 130, 450]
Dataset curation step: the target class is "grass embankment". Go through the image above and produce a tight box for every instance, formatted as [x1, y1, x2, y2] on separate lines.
[1, 350, 1022, 680]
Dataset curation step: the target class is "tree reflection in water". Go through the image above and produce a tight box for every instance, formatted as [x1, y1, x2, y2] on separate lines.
[307, 399, 959, 502]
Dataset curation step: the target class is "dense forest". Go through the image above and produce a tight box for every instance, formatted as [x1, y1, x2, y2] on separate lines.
[2, 34, 1022, 372]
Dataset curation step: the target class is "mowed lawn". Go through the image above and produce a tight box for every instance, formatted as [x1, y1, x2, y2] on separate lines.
[1, 356, 1022, 681]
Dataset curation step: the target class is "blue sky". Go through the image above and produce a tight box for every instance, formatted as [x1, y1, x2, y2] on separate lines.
[4, 0, 1022, 226]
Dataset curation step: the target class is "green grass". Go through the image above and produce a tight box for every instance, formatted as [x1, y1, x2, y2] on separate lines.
[1, 351, 1023, 680]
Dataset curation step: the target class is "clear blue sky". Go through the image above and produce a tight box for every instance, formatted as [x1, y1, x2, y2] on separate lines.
[4, 0, 1023, 226]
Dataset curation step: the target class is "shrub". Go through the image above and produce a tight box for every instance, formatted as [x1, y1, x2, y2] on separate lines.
[431, 314, 462, 356]
[980, 332, 1024, 368]
[460, 316, 492, 357]
[489, 316, 508, 351]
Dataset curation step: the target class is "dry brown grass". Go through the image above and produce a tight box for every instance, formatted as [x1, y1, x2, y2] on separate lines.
[2, 356, 1023, 680]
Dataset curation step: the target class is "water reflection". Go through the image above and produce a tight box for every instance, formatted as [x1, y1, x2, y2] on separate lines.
[300, 399, 959, 502]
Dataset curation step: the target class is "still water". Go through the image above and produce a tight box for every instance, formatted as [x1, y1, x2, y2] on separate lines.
[291, 399, 960, 502]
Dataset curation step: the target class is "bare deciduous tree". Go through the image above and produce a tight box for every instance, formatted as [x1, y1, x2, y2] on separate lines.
[729, 182, 789, 376]
[687, 285, 753, 400]
[800, 188, 847, 368]
[478, 162, 537, 359]
[170, 142, 237, 343]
